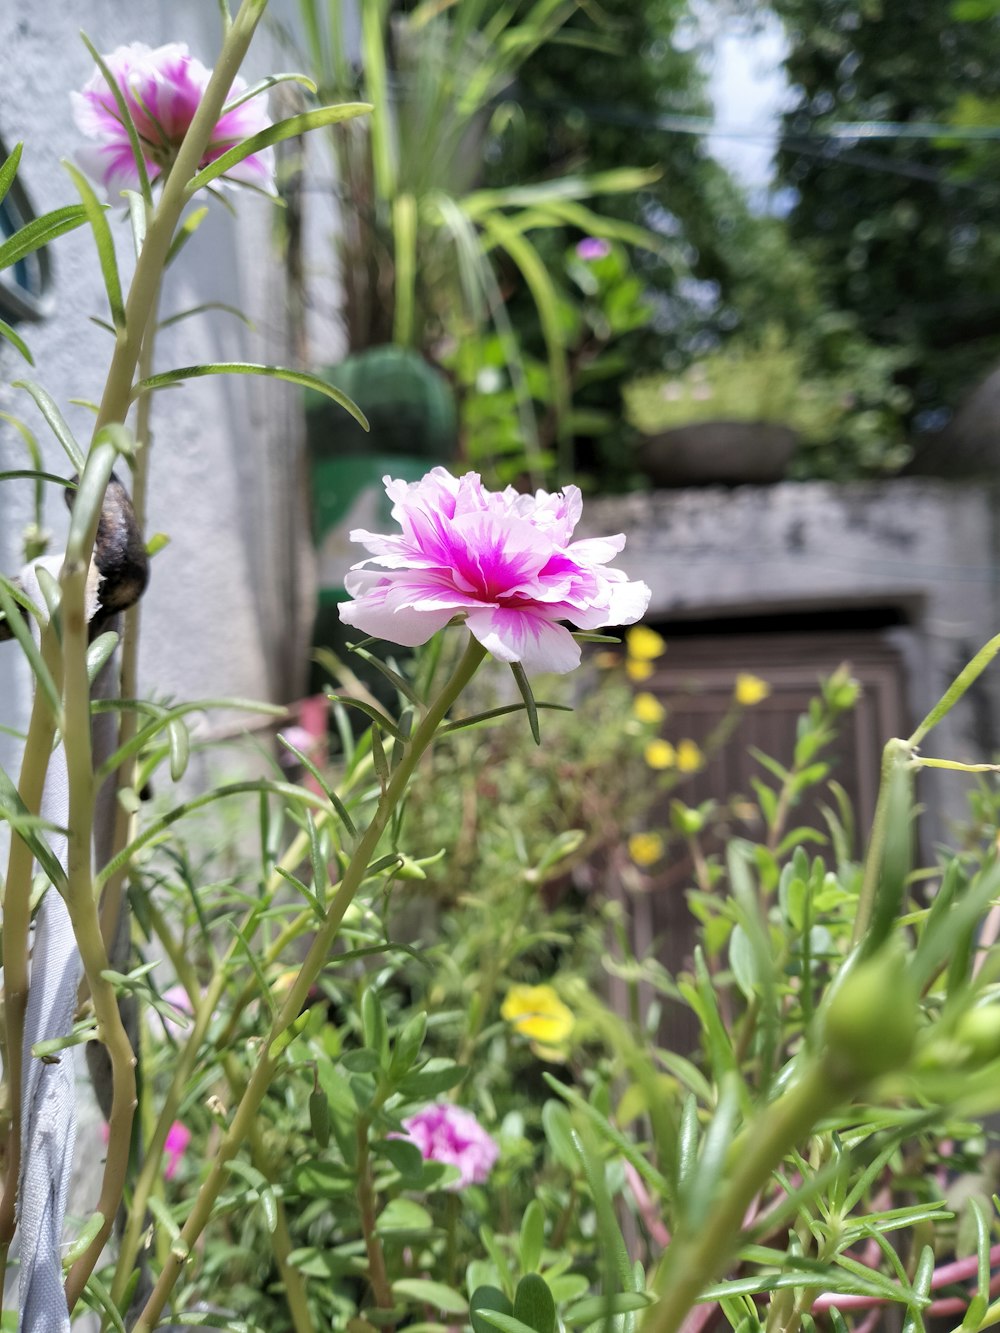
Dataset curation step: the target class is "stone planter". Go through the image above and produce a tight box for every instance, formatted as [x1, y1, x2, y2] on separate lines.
[638, 420, 798, 488]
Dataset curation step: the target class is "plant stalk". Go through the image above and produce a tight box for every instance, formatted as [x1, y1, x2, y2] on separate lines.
[131, 634, 486, 1332]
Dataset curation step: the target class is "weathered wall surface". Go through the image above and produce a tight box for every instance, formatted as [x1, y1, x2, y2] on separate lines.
[0, 1, 325, 780]
[582, 478, 1000, 835]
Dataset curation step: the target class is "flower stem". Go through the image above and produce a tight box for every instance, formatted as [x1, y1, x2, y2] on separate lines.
[131, 634, 487, 1332]
[851, 736, 910, 950]
[0, 651, 60, 1293]
[356, 1115, 394, 1318]
[642, 1062, 840, 1333]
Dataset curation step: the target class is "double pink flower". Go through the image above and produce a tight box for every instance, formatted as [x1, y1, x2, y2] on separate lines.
[72, 41, 275, 198]
[340, 468, 651, 674]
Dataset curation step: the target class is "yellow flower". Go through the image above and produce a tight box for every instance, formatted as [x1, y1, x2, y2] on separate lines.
[632, 692, 666, 725]
[628, 832, 664, 867]
[501, 984, 574, 1049]
[626, 625, 667, 661]
[626, 658, 654, 682]
[735, 673, 771, 707]
[645, 739, 676, 769]
[676, 739, 703, 773]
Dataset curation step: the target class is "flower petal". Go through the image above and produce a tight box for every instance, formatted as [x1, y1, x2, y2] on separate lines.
[465, 607, 581, 674]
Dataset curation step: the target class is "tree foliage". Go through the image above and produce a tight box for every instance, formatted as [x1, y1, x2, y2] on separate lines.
[772, 0, 1000, 433]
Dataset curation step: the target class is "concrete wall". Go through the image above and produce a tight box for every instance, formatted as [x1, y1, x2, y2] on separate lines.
[0, 1, 335, 780]
[582, 478, 1000, 837]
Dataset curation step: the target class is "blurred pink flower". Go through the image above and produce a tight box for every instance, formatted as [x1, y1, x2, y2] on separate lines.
[576, 237, 611, 261]
[157, 983, 195, 1041]
[164, 1121, 191, 1181]
[71, 42, 274, 197]
[397, 1103, 498, 1190]
[339, 468, 651, 674]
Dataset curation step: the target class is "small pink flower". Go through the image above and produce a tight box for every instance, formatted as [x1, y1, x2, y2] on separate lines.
[397, 1103, 499, 1190]
[72, 42, 275, 197]
[339, 468, 651, 674]
[576, 237, 611, 261]
[163, 1121, 191, 1181]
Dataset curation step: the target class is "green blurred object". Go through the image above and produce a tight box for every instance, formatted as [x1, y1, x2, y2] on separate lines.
[305, 345, 457, 465]
[306, 345, 457, 686]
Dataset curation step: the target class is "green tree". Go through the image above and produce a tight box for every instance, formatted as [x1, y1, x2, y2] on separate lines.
[772, 0, 1000, 433]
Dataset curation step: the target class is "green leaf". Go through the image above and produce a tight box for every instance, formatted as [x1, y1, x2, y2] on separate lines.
[518, 1201, 545, 1274]
[133, 362, 369, 430]
[276, 733, 357, 838]
[564, 1292, 656, 1325]
[221, 72, 318, 115]
[0, 142, 23, 206]
[377, 1197, 434, 1234]
[158, 302, 253, 331]
[441, 702, 572, 734]
[471, 1287, 514, 1333]
[378, 1136, 424, 1179]
[62, 1211, 107, 1269]
[543, 1076, 671, 1198]
[14, 379, 85, 471]
[0, 576, 61, 722]
[0, 204, 88, 274]
[86, 631, 119, 685]
[393, 1280, 468, 1316]
[33, 1017, 99, 1059]
[0, 317, 33, 365]
[64, 161, 125, 330]
[398, 1060, 467, 1098]
[513, 1274, 555, 1333]
[167, 717, 190, 781]
[326, 693, 402, 740]
[509, 661, 540, 744]
[166, 205, 209, 267]
[187, 102, 373, 192]
[0, 764, 66, 890]
[477, 1314, 545, 1333]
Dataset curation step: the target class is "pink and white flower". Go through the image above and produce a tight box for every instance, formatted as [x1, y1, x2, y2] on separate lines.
[339, 468, 651, 674]
[397, 1103, 499, 1190]
[72, 42, 275, 198]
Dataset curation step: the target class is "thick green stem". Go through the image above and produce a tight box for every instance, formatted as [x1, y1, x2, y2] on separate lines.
[851, 737, 910, 949]
[132, 635, 486, 1332]
[61, 447, 139, 1306]
[642, 1062, 841, 1333]
[61, 2, 272, 1310]
[0, 655, 59, 1290]
[98, 267, 162, 955]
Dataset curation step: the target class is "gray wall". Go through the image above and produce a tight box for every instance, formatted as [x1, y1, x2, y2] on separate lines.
[582, 479, 1000, 838]
[0, 1, 333, 778]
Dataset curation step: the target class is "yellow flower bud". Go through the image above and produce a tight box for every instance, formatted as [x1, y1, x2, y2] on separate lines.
[676, 739, 703, 773]
[645, 739, 676, 770]
[628, 832, 664, 867]
[633, 691, 666, 724]
[735, 673, 771, 706]
[626, 658, 654, 682]
[626, 625, 667, 661]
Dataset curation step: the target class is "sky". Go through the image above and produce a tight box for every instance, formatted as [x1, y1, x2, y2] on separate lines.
[703, 9, 791, 193]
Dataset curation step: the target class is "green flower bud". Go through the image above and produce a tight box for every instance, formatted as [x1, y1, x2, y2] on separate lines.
[954, 1006, 1000, 1065]
[823, 950, 916, 1085]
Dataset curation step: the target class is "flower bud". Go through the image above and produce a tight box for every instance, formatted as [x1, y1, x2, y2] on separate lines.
[823, 950, 916, 1085]
[954, 1006, 1000, 1065]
